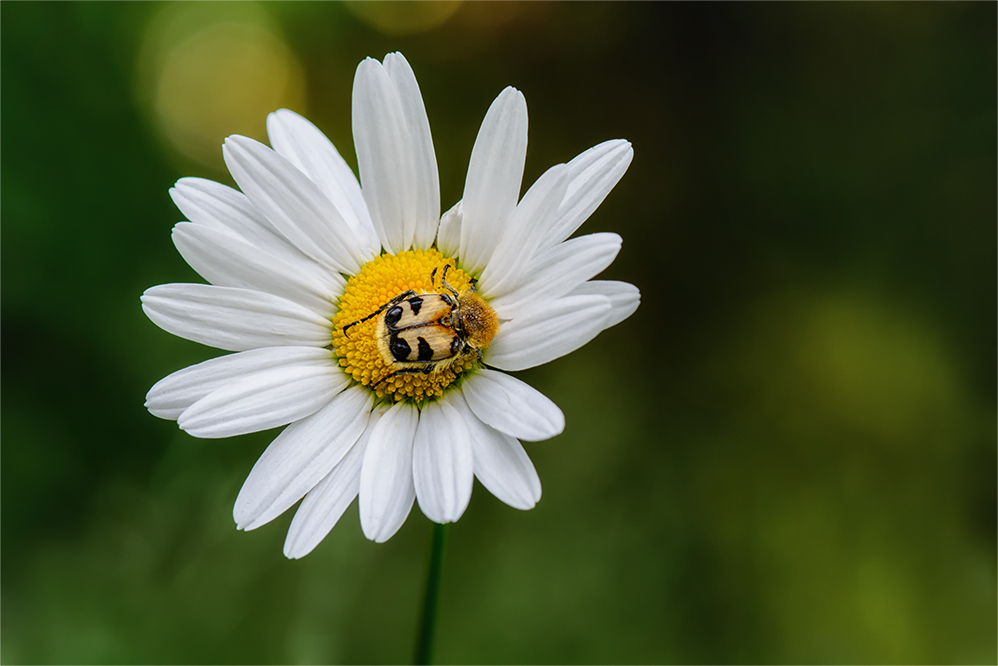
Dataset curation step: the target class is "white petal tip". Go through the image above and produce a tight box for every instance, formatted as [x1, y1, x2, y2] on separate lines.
[420, 506, 464, 525]
[232, 507, 251, 530]
[493, 86, 525, 108]
[365, 529, 390, 544]
[519, 485, 542, 510]
[487, 486, 539, 512]
[267, 108, 307, 129]
[175, 418, 222, 440]
[283, 527, 325, 560]
[600, 138, 632, 152]
[144, 404, 180, 421]
[361, 521, 398, 544]
[511, 413, 564, 443]
[233, 509, 262, 532]
[222, 135, 255, 153]
[357, 57, 383, 73]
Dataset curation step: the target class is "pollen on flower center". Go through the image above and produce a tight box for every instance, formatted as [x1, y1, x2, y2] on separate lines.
[331, 248, 490, 403]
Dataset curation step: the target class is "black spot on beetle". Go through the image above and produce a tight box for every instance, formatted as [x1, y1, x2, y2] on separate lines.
[417, 337, 433, 361]
[408, 296, 423, 316]
[390, 336, 411, 361]
[450, 336, 463, 356]
[385, 306, 403, 327]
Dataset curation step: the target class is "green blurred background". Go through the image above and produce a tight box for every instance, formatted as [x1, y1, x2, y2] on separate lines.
[3, 2, 995, 663]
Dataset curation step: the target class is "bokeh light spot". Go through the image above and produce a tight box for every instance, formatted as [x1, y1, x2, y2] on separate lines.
[344, 1, 461, 35]
[137, 4, 306, 171]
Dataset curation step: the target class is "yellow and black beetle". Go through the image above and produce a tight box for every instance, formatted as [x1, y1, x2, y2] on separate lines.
[342, 265, 499, 388]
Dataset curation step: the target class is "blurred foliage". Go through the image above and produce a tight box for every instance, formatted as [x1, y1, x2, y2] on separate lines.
[2, 2, 995, 664]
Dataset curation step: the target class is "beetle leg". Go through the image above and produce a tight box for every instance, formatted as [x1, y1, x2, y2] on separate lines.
[372, 365, 435, 388]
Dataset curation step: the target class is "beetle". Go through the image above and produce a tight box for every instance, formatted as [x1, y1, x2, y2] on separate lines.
[341, 265, 499, 388]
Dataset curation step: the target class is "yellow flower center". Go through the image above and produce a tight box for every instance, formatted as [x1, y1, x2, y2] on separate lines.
[331, 248, 483, 403]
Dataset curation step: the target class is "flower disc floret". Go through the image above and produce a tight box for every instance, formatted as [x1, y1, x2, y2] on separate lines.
[332, 248, 478, 402]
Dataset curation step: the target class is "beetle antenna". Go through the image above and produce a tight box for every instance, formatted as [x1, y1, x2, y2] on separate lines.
[373, 365, 434, 388]
[342, 290, 417, 337]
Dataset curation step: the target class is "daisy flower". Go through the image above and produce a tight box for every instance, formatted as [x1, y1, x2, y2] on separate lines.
[142, 52, 638, 559]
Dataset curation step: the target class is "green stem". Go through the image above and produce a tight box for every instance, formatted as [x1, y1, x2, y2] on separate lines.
[414, 522, 449, 665]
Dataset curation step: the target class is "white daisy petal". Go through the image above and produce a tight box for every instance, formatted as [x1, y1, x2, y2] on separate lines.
[413, 397, 474, 524]
[539, 139, 633, 251]
[353, 57, 416, 254]
[171, 178, 282, 247]
[172, 222, 341, 318]
[223, 135, 367, 273]
[170, 178, 335, 289]
[359, 402, 418, 543]
[284, 405, 387, 559]
[453, 392, 541, 510]
[459, 87, 528, 275]
[478, 163, 569, 300]
[178, 358, 348, 439]
[141, 284, 332, 352]
[234, 386, 374, 531]
[486, 294, 612, 372]
[266, 109, 380, 256]
[145, 347, 334, 421]
[284, 437, 365, 559]
[568, 279, 641, 330]
[436, 200, 463, 257]
[489, 233, 622, 319]
[462, 368, 564, 442]
[384, 52, 440, 251]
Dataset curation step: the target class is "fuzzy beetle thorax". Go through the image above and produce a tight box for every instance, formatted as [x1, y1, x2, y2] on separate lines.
[457, 291, 498, 350]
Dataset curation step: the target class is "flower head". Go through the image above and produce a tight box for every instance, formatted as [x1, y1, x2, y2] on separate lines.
[142, 53, 639, 558]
